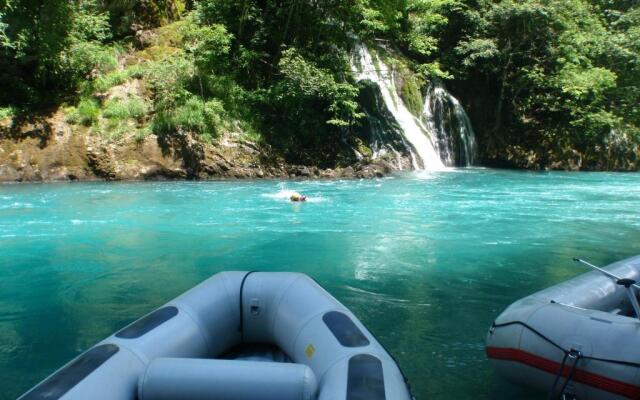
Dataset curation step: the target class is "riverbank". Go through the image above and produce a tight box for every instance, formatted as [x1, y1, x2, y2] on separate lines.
[0, 113, 402, 182]
[1, 16, 637, 182]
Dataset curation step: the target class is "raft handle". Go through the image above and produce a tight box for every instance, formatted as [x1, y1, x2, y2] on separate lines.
[238, 271, 257, 342]
[573, 258, 640, 320]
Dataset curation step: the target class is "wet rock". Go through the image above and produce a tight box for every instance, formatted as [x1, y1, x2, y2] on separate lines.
[134, 27, 157, 49]
[319, 168, 337, 179]
[217, 161, 230, 172]
[297, 166, 311, 177]
[86, 147, 117, 180]
[341, 166, 355, 178]
[141, 165, 186, 180]
[0, 165, 20, 182]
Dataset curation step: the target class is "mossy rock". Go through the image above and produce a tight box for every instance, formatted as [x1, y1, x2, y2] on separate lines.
[371, 45, 424, 117]
[399, 70, 423, 117]
[354, 138, 373, 158]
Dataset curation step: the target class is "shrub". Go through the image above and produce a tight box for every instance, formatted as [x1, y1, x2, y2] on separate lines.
[0, 106, 16, 120]
[77, 98, 100, 126]
[144, 54, 195, 109]
[152, 96, 225, 140]
[65, 108, 79, 124]
[134, 126, 152, 143]
[92, 71, 128, 94]
[102, 97, 149, 120]
[91, 65, 144, 94]
[172, 97, 208, 133]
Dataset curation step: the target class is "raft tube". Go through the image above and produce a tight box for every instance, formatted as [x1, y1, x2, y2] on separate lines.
[486, 255, 640, 400]
[19, 272, 414, 400]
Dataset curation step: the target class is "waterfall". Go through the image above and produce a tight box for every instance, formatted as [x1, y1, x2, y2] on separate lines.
[421, 82, 477, 167]
[351, 44, 445, 171]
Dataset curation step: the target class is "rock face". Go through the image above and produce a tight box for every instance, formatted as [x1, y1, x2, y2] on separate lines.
[484, 141, 639, 172]
[0, 114, 403, 183]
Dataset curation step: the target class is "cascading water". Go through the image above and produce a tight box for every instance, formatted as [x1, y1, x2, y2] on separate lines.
[351, 44, 446, 171]
[422, 82, 477, 167]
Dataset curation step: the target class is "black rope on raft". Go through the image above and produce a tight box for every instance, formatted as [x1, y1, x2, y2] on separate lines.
[558, 350, 581, 399]
[492, 320, 640, 399]
[491, 320, 640, 368]
[546, 349, 582, 400]
[548, 352, 570, 400]
[238, 271, 256, 343]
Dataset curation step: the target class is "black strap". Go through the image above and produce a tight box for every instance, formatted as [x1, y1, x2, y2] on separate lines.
[238, 271, 256, 342]
[548, 352, 570, 400]
[547, 349, 582, 400]
[558, 351, 581, 398]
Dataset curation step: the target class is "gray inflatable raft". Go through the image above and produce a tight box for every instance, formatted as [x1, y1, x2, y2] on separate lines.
[19, 272, 414, 400]
[486, 255, 640, 400]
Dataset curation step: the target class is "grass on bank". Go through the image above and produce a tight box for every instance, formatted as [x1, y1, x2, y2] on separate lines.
[62, 16, 262, 144]
[90, 65, 144, 94]
[0, 106, 17, 120]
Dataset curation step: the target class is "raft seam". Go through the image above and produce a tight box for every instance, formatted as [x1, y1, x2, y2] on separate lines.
[291, 306, 340, 357]
[270, 274, 306, 339]
[221, 272, 242, 346]
[114, 341, 150, 366]
[173, 304, 211, 356]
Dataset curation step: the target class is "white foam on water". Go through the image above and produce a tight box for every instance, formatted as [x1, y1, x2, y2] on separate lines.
[411, 170, 443, 181]
[70, 219, 111, 225]
[0, 202, 34, 210]
[261, 190, 326, 203]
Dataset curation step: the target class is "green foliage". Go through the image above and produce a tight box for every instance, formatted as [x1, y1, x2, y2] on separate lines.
[76, 98, 100, 126]
[181, 18, 232, 74]
[275, 48, 362, 128]
[152, 96, 225, 141]
[103, 97, 149, 120]
[103, 0, 187, 37]
[144, 54, 196, 109]
[90, 65, 143, 94]
[0, 0, 118, 105]
[0, 106, 16, 120]
[434, 0, 640, 166]
[1, 0, 638, 169]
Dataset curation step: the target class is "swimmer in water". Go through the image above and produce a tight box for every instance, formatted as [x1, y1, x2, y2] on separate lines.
[290, 191, 307, 202]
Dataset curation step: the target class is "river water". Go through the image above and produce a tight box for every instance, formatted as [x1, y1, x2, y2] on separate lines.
[1, 169, 639, 399]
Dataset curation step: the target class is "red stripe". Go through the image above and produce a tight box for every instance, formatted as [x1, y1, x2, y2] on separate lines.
[486, 347, 640, 399]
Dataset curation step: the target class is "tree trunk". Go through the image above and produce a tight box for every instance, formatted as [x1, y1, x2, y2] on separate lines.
[494, 48, 512, 134]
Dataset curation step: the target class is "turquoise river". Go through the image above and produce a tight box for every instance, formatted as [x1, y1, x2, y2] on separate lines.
[1, 169, 639, 399]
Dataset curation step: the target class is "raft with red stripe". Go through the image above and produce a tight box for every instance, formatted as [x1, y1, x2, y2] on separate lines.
[486, 255, 640, 400]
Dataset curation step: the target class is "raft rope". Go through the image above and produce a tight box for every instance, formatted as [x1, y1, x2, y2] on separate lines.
[238, 271, 257, 343]
[491, 320, 640, 399]
[547, 349, 582, 400]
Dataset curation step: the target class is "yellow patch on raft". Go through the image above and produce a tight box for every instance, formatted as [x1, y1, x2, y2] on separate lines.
[305, 344, 315, 358]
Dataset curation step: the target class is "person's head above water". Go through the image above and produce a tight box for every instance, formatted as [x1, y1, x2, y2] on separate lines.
[290, 192, 307, 202]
